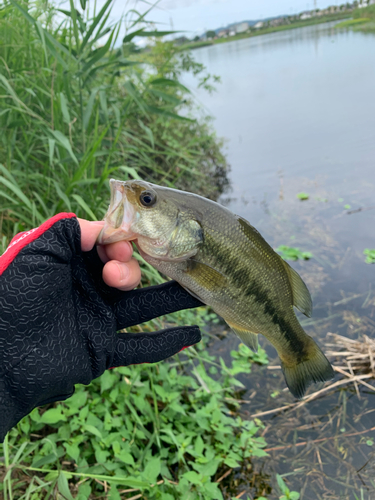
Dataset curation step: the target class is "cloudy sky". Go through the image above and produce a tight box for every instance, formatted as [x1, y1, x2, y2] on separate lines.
[114, 0, 341, 36]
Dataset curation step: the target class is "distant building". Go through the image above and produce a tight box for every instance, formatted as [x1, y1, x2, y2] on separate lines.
[235, 22, 249, 34]
[269, 17, 286, 27]
[254, 21, 264, 29]
[229, 28, 236, 36]
[300, 12, 312, 20]
[217, 29, 229, 38]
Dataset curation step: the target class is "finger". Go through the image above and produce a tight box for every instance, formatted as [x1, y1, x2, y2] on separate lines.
[78, 219, 105, 252]
[102, 258, 141, 291]
[111, 326, 201, 367]
[111, 281, 204, 330]
[97, 240, 133, 264]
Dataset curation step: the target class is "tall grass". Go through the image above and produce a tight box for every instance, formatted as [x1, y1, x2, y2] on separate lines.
[0, 0, 229, 249]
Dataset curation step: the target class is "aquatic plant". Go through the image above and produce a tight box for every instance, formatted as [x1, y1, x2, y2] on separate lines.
[276, 245, 313, 261]
[364, 249, 375, 264]
[296, 192, 309, 200]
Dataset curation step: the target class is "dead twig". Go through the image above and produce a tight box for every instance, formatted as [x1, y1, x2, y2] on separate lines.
[264, 425, 375, 452]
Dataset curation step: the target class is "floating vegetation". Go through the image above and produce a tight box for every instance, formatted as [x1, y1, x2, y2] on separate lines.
[296, 192, 309, 200]
[364, 249, 375, 264]
[276, 245, 313, 261]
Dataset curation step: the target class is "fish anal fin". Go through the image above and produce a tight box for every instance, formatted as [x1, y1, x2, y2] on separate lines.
[226, 321, 259, 352]
[282, 261, 312, 318]
[280, 339, 334, 399]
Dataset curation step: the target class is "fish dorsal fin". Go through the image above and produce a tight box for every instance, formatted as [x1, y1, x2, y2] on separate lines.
[282, 261, 312, 318]
[226, 322, 259, 352]
[187, 259, 228, 290]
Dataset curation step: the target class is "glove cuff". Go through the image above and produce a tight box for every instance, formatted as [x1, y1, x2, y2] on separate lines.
[0, 213, 77, 277]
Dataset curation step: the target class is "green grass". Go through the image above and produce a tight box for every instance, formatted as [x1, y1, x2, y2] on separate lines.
[341, 5, 375, 33]
[0, 0, 229, 246]
[336, 17, 371, 28]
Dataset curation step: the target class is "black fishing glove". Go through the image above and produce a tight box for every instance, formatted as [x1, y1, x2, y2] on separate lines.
[0, 214, 202, 442]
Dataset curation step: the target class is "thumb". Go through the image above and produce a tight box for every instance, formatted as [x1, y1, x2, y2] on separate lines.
[78, 219, 105, 252]
[111, 326, 201, 367]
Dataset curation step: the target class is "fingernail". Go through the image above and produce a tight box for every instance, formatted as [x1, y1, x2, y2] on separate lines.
[116, 262, 129, 282]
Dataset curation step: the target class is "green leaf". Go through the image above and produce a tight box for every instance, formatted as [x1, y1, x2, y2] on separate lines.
[80, 30, 114, 75]
[58, 472, 74, 500]
[65, 443, 80, 462]
[80, 0, 113, 53]
[290, 492, 300, 500]
[71, 194, 97, 219]
[49, 129, 78, 164]
[39, 408, 67, 424]
[123, 29, 179, 43]
[183, 470, 202, 485]
[0, 175, 32, 209]
[142, 457, 161, 483]
[194, 435, 204, 456]
[83, 424, 103, 439]
[150, 77, 191, 94]
[276, 474, 288, 494]
[32, 453, 58, 468]
[59, 92, 71, 124]
[83, 88, 99, 130]
[224, 457, 240, 468]
[296, 192, 309, 200]
[116, 450, 135, 465]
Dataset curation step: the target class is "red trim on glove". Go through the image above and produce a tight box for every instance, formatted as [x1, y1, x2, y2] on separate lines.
[0, 213, 77, 276]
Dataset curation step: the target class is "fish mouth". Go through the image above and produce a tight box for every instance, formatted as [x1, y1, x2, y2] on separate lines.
[97, 179, 137, 245]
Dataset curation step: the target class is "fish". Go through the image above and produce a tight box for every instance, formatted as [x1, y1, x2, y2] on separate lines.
[97, 179, 334, 398]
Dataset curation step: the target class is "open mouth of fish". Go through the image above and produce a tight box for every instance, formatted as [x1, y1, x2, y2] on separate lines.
[97, 179, 137, 245]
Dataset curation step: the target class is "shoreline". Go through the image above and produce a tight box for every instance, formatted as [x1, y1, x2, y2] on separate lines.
[179, 12, 351, 51]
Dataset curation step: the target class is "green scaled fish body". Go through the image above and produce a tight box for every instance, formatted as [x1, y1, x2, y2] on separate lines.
[98, 179, 334, 398]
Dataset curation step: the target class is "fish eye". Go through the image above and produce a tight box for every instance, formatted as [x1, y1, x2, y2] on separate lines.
[140, 190, 157, 207]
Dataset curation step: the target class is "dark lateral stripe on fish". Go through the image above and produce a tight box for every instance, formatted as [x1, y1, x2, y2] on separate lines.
[244, 280, 307, 362]
[203, 232, 307, 361]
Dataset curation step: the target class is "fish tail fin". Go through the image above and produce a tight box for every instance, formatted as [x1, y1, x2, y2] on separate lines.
[281, 339, 334, 399]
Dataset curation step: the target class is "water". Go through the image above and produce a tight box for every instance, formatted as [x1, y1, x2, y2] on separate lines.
[184, 22, 375, 499]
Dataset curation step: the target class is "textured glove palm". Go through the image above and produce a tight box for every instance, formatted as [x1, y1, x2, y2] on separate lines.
[0, 215, 202, 442]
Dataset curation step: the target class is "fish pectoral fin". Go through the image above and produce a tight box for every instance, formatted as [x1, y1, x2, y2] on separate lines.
[186, 259, 228, 290]
[226, 322, 259, 352]
[282, 261, 312, 318]
[180, 284, 207, 304]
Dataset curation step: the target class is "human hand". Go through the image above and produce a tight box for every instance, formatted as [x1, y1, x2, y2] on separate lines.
[78, 218, 142, 291]
[0, 214, 202, 442]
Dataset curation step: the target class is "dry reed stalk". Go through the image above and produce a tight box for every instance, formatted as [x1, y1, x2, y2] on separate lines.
[251, 334, 375, 419]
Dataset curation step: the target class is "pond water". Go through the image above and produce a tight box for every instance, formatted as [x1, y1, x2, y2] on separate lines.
[184, 21, 375, 499]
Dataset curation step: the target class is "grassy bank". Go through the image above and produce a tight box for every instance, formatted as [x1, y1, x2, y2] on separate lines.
[180, 12, 351, 51]
[336, 5, 375, 33]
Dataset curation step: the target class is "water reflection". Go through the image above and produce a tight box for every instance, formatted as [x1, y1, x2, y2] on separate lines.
[187, 20, 375, 499]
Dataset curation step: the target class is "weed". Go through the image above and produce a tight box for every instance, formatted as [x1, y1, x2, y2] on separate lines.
[364, 249, 375, 264]
[276, 245, 313, 261]
[296, 192, 309, 200]
[0, 338, 269, 499]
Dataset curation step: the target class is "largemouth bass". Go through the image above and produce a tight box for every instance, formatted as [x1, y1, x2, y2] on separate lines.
[98, 179, 334, 398]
